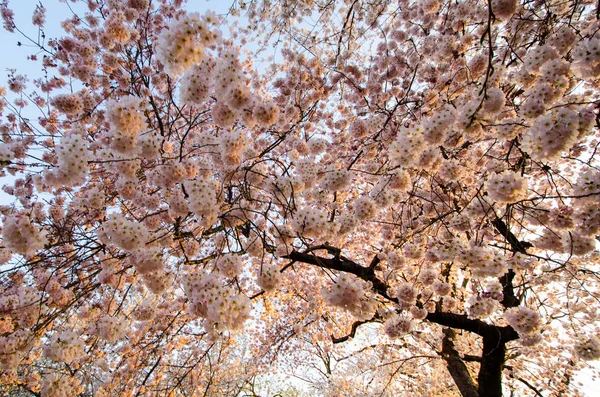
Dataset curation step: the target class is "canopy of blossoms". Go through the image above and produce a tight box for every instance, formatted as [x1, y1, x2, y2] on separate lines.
[0, 0, 599, 396]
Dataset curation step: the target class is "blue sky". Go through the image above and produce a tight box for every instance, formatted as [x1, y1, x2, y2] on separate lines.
[0, 1, 235, 80]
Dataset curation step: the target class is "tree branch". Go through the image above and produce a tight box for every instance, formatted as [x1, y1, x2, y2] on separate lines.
[427, 311, 517, 341]
[283, 250, 391, 299]
[441, 328, 479, 397]
[492, 217, 524, 308]
[511, 375, 544, 397]
[331, 316, 375, 344]
[491, 218, 528, 254]
[285, 249, 519, 341]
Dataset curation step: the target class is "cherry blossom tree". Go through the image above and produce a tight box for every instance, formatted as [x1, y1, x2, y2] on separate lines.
[0, 0, 599, 396]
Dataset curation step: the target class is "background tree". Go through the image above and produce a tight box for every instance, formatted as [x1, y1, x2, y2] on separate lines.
[0, 0, 599, 396]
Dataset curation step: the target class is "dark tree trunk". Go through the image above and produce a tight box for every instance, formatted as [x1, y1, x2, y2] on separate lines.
[478, 335, 507, 397]
[442, 328, 479, 397]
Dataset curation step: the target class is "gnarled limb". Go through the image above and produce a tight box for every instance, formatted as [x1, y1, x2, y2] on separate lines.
[285, 247, 521, 396]
[286, 249, 519, 340]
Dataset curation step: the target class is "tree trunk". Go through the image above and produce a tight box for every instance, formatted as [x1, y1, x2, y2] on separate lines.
[441, 328, 479, 397]
[478, 335, 507, 397]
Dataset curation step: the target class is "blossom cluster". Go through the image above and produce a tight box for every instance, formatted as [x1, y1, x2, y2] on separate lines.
[215, 253, 243, 278]
[178, 47, 280, 129]
[257, 263, 282, 292]
[130, 247, 164, 275]
[183, 179, 220, 228]
[252, 101, 280, 127]
[482, 87, 506, 114]
[465, 294, 498, 319]
[522, 108, 581, 161]
[388, 126, 426, 168]
[219, 129, 248, 167]
[211, 49, 259, 128]
[0, 329, 31, 371]
[182, 271, 251, 330]
[395, 282, 417, 306]
[432, 280, 452, 296]
[98, 213, 151, 252]
[575, 203, 600, 237]
[95, 315, 126, 343]
[574, 169, 600, 197]
[132, 300, 156, 322]
[43, 331, 86, 364]
[51, 93, 84, 116]
[485, 170, 528, 204]
[179, 60, 214, 105]
[421, 106, 456, 144]
[320, 168, 351, 192]
[572, 37, 600, 79]
[575, 336, 600, 361]
[456, 244, 508, 279]
[148, 161, 190, 189]
[101, 11, 132, 49]
[0, 143, 14, 164]
[31, 4, 46, 27]
[154, 12, 219, 76]
[384, 314, 413, 339]
[104, 95, 145, 154]
[491, 0, 518, 20]
[291, 206, 331, 239]
[2, 214, 47, 256]
[41, 373, 82, 397]
[128, 247, 171, 293]
[141, 270, 172, 294]
[44, 131, 91, 187]
[322, 274, 376, 321]
[353, 195, 377, 221]
[504, 306, 541, 336]
[0, 286, 38, 330]
[98, 151, 142, 181]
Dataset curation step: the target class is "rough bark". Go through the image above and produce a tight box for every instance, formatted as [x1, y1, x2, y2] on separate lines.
[441, 328, 479, 397]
